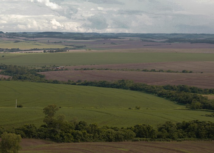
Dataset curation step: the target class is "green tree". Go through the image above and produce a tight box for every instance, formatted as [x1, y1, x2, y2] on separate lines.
[0, 132, 21, 153]
[43, 104, 59, 118]
[43, 105, 59, 127]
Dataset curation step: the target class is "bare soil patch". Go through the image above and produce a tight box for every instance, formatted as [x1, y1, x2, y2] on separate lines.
[20, 139, 214, 153]
[0, 70, 11, 79]
[0, 74, 10, 79]
[40, 70, 214, 89]
[204, 95, 214, 100]
[66, 61, 214, 73]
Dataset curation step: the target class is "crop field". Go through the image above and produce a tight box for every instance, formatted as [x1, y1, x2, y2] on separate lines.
[1, 52, 214, 66]
[20, 139, 214, 153]
[0, 81, 214, 128]
[40, 70, 214, 89]
[0, 41, 65, 50]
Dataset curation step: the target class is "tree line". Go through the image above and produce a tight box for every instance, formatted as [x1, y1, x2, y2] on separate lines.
[74, 68, 194, 73]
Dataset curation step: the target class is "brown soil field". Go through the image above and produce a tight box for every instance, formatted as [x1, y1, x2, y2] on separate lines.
[20, 139, 214, 153]
[40, 70, 214, 89]
[66, 61, 214, 73]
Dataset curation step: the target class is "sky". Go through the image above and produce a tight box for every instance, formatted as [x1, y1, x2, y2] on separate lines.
[0, 0, 214, 33]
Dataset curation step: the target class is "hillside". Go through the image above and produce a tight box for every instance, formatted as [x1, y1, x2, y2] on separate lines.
[0, 81, 214, 127]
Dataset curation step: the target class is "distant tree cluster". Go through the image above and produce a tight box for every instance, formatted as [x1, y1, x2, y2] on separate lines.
[43, 47, 69, 53]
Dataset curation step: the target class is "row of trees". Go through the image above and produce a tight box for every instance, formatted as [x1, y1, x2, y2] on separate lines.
[1, 105, 214, 143]
[74, 68, 193, 73]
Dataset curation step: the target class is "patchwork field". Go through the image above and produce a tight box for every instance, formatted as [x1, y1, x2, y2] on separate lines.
[0, 41, 65, 50]
[0, 81, 214, 128]
[20, 139, 214, 153]
[33, 38, 214, 50]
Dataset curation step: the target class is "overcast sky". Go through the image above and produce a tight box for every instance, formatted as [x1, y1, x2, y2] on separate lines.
[0, 0, 214, 33]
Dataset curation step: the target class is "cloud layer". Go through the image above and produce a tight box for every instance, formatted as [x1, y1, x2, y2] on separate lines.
[0, 0, 214, 33]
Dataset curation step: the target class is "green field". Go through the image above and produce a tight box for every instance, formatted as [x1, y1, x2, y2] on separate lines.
[0, 81, 213, 128]
[1, 52, 214, 66]
[0, 41, 65, 50]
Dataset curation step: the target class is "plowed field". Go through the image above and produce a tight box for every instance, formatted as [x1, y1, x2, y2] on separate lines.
[20, 139, 214, 153]
[40, 70, 214, 89]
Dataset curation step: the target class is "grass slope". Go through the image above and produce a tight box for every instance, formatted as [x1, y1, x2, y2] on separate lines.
[0, 52, 214, 66]
[0, 81, 214, 127]
[0, 41, 65, 50]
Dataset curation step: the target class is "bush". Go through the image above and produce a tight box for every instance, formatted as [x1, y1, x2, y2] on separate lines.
[17, 104, 23, 108]
[0, 132, 22, 153]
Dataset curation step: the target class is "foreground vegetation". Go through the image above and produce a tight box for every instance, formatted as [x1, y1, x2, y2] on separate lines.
[1, 105, 214, 143]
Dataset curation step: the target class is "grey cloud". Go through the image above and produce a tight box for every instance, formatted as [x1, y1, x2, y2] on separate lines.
[117, 10, 145, 15]
[56, 6, 78, 19]
[86, 15, 108, 30]
[83, 0, 123, 5]
[1, 0, 214, 33]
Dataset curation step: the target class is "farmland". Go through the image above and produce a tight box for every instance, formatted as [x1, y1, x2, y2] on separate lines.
[1, 33, 214, 152]
[40, 70, 214, 89]
[0, 81, 214, 128]
[0, 52, 214, 66]
[0, 41, 65, 50]
[19, 139, 214, 153]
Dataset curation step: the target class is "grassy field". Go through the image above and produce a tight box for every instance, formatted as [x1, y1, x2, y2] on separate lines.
[0, 52, 214, 66]
[0, 41, 65, 50]
[0, 81, 214, 128]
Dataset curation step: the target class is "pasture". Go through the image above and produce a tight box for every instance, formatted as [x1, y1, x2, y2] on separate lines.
[0, 52, 214, 66]
[0, 81, 214, 128]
